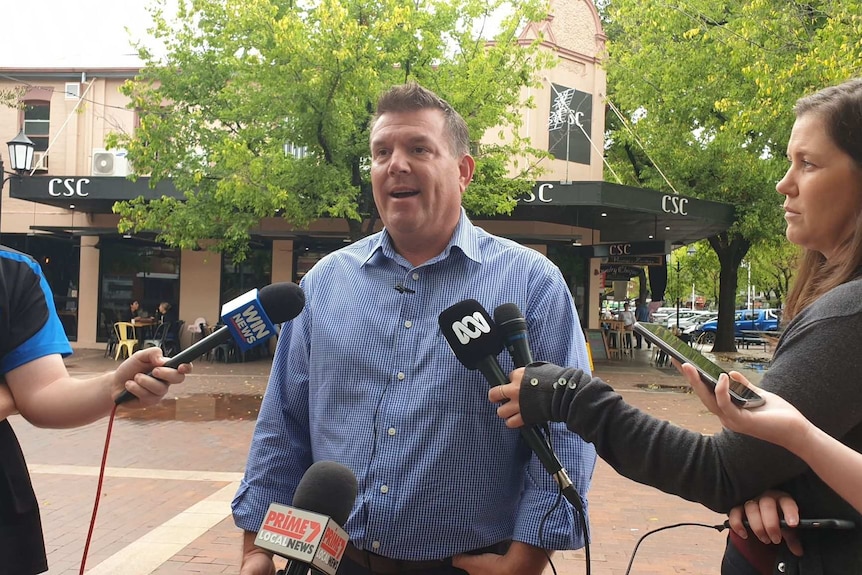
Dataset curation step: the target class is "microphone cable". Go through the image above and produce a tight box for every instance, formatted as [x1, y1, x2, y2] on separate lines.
[77, 403, 121, 575]
[624, 521, 728, 575]
[538, 425, 591, 575]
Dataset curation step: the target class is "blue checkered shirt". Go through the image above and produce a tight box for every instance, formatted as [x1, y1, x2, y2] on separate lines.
[232, 211, 596, 560]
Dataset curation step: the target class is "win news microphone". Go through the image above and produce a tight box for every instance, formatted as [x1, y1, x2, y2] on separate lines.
[438, 299, 583, 512]
[255, 461, 358, 575]
[115, 282, 305, 405]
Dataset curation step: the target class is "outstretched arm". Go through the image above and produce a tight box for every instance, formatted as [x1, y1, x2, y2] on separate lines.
[6, 346, 190, 428]
[684, 365, 862, 515]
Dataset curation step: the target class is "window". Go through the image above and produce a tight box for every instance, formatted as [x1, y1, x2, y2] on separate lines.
[24, 101, 50, 154]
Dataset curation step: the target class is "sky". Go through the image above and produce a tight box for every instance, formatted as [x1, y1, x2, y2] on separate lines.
[0, 0, 165, 67]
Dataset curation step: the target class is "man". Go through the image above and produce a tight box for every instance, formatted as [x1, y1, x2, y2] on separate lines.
[634, 298, 651, 349]
[232, 83, 596, 575]
[0, 246, 191, 574]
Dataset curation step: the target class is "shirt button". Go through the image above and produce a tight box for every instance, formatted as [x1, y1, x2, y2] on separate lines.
[388, 427, 396, 436]
[530, 378, 539, 386]
[380, 485, 389, 494]
[372, 541, 381, 550]
[404, 320, 412, 329]
[412, 272, 419, 280]
[777, 562, 785, 573]
[397, 372, 405, 381]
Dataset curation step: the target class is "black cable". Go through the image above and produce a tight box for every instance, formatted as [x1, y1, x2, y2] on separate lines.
[624, 522, 727, 575]
[538, 424, 591, 575]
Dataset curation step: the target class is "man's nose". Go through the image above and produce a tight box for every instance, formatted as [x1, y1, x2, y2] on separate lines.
[388, 148, 411, 174]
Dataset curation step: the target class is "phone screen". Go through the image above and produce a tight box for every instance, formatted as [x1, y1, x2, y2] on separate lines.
[633, 322, 765, 408]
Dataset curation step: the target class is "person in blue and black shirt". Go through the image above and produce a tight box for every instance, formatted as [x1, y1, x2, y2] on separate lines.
[0, 246, 192, 575]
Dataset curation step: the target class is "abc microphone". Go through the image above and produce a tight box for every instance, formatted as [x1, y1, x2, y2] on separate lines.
[255, 461, 358, 575]
[438, 299, 583, 512]
[115, 282, 305, 404]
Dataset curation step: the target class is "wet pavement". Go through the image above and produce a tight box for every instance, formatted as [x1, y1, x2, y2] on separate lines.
[13, 344, 772, 574]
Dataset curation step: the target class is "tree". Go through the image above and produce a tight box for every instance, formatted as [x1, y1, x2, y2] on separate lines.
[109, 0, 555, 259]
[748, 240, 800, 309]
[600, 0, 862, 351]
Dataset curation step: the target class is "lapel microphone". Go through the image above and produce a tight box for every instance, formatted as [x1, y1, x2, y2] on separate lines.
[394, 283, 416, 294]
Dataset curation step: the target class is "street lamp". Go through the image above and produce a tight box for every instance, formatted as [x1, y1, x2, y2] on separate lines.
[1, 129, 36, 241]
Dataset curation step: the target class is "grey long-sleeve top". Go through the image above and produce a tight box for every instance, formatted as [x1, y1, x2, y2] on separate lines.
[521, 277, 862, 573]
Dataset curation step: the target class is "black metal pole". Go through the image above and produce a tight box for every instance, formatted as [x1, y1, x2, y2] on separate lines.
[675, 259, 680, 333]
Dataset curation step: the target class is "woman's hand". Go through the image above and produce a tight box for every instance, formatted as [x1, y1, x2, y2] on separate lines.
[489, 367, 526, 428]
[728, 490, 803, 557]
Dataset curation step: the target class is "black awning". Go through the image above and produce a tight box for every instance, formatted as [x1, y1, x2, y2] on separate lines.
[504, 181, 735, 245]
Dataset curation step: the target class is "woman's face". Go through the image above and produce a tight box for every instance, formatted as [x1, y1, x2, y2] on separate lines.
[776, 113, 862, 260]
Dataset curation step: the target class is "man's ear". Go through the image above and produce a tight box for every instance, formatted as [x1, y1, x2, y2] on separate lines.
[458, 154, 476, 192]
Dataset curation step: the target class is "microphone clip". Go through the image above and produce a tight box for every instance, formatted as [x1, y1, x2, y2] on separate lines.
[394, 283, 415, 294]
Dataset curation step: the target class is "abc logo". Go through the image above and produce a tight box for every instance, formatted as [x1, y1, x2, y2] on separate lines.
[451, 312, 491, 345]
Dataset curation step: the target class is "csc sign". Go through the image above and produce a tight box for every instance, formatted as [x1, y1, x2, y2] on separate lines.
[521, 183, 554, 204]
[662, 194, 688, 215]
[48, 178, 91, 197]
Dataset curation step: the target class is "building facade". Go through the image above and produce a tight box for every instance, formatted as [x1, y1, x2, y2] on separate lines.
[0, 0, 733, 349]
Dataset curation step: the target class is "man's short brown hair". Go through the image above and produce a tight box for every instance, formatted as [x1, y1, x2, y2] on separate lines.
[371, 82, 471, 157]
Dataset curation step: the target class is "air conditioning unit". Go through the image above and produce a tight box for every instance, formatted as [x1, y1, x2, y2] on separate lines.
[92, 149, 130, 177]
[31, 151, 48, 171]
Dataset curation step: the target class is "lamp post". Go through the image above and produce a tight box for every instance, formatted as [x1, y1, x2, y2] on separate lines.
[1, 129, 36, 242]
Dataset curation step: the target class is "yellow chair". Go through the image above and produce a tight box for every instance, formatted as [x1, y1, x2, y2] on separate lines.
[114, 322, 138, 360]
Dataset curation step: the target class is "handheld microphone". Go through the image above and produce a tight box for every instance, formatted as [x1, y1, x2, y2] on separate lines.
[438, 299, 583, 512]
[254, 461, 358, 575]
[494, 303, 533, 367]
[115, 282, 305, 404]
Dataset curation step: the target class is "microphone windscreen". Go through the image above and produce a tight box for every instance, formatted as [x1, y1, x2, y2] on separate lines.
[292, 461, 358, 527]
[493, 303, 527, 336]
[438, 299, 503, 370]
[259, 282, 306, 323]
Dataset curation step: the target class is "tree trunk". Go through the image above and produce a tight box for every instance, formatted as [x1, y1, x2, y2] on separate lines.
[708, 233, 750, 352]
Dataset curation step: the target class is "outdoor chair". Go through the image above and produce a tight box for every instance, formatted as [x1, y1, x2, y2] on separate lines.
[113, 322, 138, 360]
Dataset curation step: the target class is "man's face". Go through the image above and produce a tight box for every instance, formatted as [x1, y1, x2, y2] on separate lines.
[370, 108, 474, 249]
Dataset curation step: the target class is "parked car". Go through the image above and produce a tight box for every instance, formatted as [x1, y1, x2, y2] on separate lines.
[683, 313, 719, 336]
[696, 309, 781, 344]
[663, 310, 714, 330]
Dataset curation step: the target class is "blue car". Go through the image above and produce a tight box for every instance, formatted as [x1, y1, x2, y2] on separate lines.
[696, 309, 781, 345]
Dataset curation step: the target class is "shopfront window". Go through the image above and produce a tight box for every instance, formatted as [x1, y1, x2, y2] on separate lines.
[4, 235, 80, 340]
[98, 239, 180, 341]
[220, 243, 272, 305]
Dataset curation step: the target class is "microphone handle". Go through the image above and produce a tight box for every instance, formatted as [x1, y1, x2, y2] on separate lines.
[499, 333, 585, 512]
[284, 561, 310, 575]
[114, 326, 232, 405]
[478, 356, 582, 511]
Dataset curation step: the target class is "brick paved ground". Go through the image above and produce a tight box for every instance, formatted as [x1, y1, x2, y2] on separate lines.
[12, 345, 770, 574]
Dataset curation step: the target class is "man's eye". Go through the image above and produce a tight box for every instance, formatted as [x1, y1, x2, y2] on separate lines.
[413, 147, 427, 154]
[374, 149, 390, 158]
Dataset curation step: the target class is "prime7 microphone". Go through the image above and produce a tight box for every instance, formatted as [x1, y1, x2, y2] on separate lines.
[439, 299, 583, 513]
[115, 282, 305, 405]
[255, 461, 358, 575]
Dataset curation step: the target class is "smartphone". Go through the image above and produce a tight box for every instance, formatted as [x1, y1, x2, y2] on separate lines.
[724, 518, 856, 530]
[633, 322, 765, 408]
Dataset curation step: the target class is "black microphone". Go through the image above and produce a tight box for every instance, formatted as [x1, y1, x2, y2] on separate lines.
[494, 303, 533, 367]
[438, 299, 583, 512]
[394, 283, 415, 294]
[115, 282, 305, 404]
[254, 461, 358, 575]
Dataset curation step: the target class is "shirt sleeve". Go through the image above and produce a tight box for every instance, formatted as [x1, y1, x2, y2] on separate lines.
[0, 251, 72, 375]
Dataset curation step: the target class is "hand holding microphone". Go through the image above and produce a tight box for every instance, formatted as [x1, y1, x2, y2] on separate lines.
[438, 300, 583, 512]
[115, 282, 305, 405]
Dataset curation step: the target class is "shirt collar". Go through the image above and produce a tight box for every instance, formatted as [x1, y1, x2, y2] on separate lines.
[360, 208, 482, 267]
